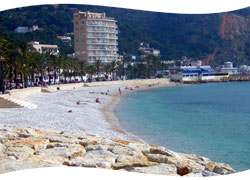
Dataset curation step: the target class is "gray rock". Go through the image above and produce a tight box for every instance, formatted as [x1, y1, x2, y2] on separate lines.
[0, 157, 59, 174]
[0, 143, 5, 153]
[78, 138, 100, 147]
[0, 135, 8, 143]
[35, 146, 85, 159]
[132, 164, 178, 175]
[213, 164, 236, 175]
[149, 147, 174, 157]
[144, 153, 169, 164]
[85, 149, 115, 156]
[184, 170, 219, 177]
[107, 144, 136, 156]
[85, 144, 106, 152]
[63, 157, 96, 168]
[64, 153, 117, 169]
[205, 162, 236, 175]
[45, 135, 78, 144]
[4, 146, 34, 160]
[128, 143, 151, 152]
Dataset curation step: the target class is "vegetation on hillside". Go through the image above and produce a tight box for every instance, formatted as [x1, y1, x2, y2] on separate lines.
[0, 4, 250, 65]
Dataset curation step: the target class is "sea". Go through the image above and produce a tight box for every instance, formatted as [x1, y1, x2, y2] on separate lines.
[114, 82, 250, 172]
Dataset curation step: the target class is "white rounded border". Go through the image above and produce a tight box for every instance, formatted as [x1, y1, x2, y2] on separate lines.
[0, 167, 250, 180]
[0, 0, 250, 180]
[0, 0, 249, 14]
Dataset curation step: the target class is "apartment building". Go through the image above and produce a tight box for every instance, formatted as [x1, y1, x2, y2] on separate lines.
[73, 11, 119, 63]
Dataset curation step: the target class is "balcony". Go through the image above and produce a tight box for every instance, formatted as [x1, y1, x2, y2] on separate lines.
[87, 53, 118, 57]
[87, 35, 118, 39]
[87, 48, 118, 51]
[86, 24, 118, 28]
[87, 41, 118, 45]
[87, 30, 118, 34]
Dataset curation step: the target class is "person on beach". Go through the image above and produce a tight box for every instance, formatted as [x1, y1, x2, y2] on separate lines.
[96, 98, 101, 103]
[119, 88, 122, 95]
[76, 101, 86, 105]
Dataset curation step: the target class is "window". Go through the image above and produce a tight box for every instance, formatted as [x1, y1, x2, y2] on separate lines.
[75, 21, 78, 25]
[80, 27, 84, 30]
[81, 39, 84, 42]
[80, 20, 85, 24]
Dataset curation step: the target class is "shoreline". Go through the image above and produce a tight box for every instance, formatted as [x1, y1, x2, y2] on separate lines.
[102, 80, 178, 142]
[0, 78, 175, 141]
[0, 79, 237, 176]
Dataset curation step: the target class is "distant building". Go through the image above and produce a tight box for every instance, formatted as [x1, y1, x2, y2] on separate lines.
[183, 60, 202, 66]
[29, 41, 59, 55]
[238, 65, 250, 74]
[170, 64, 229, 82]
[29, 25, 39, 32]
[67, 53, 75, 57]
[220, 62, 238, 75]
[139, 43, 160, 57]
[57, 36, 72, 43]
[14, 26, 28, 33]
[73, 11, 119, 63]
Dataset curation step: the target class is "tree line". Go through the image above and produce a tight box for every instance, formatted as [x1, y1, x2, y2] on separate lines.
[0, 16, 169, 94]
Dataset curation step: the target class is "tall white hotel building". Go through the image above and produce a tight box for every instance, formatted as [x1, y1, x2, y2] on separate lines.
[73, 11, 119, 63]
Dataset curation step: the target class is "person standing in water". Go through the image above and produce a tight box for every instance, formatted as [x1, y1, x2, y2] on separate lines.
[119, 88, 122, 95]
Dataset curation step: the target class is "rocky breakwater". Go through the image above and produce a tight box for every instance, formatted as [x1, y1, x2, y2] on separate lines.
[0, 125, 235, 177]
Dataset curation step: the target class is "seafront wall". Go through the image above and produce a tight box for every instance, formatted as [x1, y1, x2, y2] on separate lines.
[0, 125, 235, 177]
[181, 75, 250, 84]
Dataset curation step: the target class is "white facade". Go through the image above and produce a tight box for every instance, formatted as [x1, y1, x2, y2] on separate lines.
[220, 62, 237, 75]
[220, 68, 238, 75]
[14, 26, 28, 33]
[29, 41, 59, 55]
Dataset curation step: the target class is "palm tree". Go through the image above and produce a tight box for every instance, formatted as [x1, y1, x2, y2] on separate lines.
[109, 60, 117, 80]
[85, 64, 96, 80]
[79, 60, 86, 82]
[104, 63, 111, 80]
[143, 54, 160, 78]
[1, 41, 18, 82]
[94, 60, 102, 80]
[27, 52, 43, 85]
[18, 40, 33, 87]
[0, 17, 6, 93]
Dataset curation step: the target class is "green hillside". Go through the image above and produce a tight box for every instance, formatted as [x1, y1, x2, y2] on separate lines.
[0, 4, 250, 66]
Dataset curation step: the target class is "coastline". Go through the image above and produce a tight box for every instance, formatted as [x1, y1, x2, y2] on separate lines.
[0, 78, 175, 141]
[0, 79, 237, 176]
[101, 79, 178, 142]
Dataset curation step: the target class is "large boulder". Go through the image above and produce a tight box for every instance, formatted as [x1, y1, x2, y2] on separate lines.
[205, 162, 236, 175]
[132, 164, 178, 175]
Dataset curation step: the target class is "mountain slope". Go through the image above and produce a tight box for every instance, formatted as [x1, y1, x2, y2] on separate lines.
[0, 4, 250, 66]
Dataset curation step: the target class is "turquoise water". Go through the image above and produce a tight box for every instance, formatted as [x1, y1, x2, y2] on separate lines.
[114, 82, 250, 172]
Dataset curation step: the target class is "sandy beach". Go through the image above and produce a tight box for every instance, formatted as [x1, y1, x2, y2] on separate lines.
[0, 79, 176, 141]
